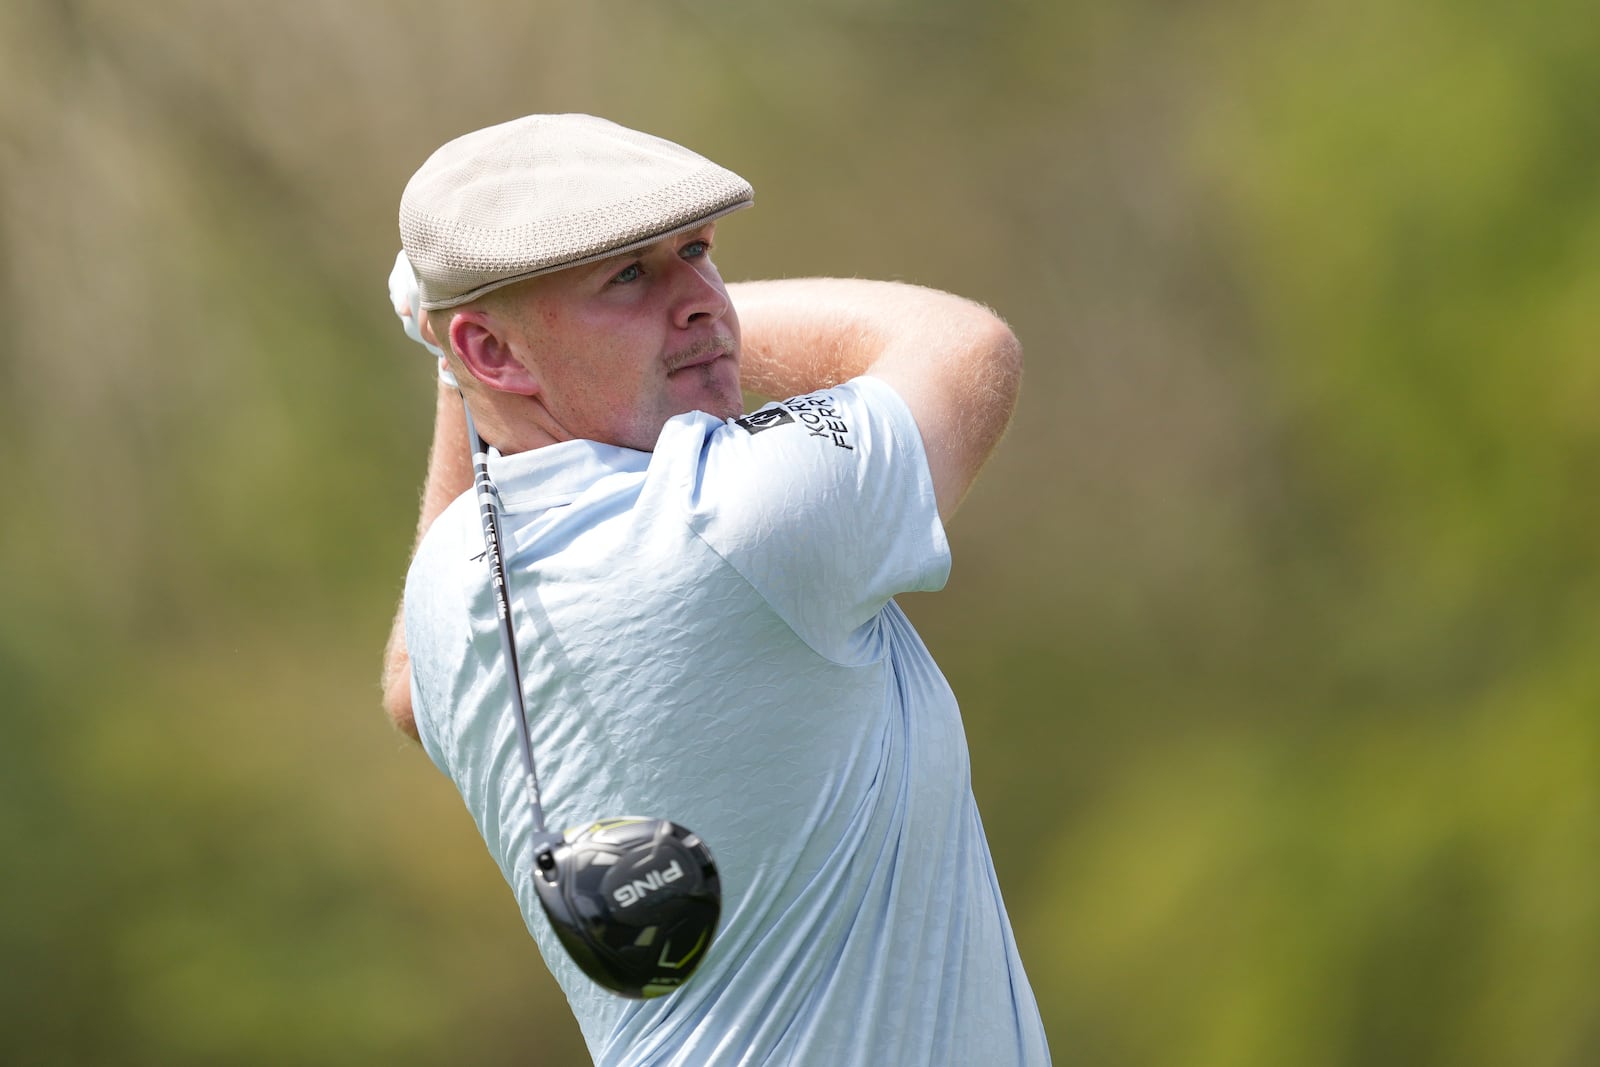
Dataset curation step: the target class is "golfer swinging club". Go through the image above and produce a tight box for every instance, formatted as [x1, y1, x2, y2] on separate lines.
[380, 114, 1050, 1066]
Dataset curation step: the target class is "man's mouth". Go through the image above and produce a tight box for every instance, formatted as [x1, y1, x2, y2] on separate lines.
[666, 338, 734, 375]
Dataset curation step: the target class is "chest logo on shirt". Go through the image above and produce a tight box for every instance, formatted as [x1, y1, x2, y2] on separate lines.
[735, 393, 855, 450]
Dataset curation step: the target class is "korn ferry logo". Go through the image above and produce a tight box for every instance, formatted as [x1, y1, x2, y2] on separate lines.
[734, 393, 855, 450]
[734, 407, 794, 434]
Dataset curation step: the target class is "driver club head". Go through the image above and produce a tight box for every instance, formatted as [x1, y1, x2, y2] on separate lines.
[533, 817, 721, 999]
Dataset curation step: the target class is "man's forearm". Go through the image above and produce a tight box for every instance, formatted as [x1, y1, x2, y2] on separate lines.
[728, 277, 1022, 520]
[381, 382, 473, 741]
[730, 278, 894, 400]
[412, 384, 475, 538]
[729, 276, 1011, 395]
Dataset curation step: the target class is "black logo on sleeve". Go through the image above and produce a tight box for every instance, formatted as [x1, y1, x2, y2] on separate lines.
[734, 408, 795, 434]
[734, 393, 855, 450]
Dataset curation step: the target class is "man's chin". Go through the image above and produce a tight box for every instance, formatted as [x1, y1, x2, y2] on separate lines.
[671, 357, 743, 417]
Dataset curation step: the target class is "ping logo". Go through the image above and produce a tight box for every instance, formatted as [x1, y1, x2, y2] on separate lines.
[613, 860, 685, 908]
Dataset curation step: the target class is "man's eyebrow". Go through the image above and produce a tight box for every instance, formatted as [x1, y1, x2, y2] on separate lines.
[658, 222, 717, 248]
[580, 246, 642, 280]
[587, 225, 717, 274]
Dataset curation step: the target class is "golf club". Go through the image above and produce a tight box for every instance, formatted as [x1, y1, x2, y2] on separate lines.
[461, 396, 721, 999]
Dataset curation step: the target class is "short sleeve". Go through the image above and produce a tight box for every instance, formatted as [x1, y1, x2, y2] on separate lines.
[678, 375, 950, 663]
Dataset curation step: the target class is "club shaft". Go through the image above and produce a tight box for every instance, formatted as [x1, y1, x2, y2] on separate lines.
[462, 397, 548, 834]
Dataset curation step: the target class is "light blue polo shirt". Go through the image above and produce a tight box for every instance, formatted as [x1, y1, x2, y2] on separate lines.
[405, 375, 1050, 1066]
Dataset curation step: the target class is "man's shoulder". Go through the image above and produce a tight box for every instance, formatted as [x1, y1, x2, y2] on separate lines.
[727, 375, 904, 440]
[406, 489, 482, 591]
[640, 377, 931, 531]
[658, 376, 910, 482]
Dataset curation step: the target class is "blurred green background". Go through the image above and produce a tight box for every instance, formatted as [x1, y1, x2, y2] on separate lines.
[2, 1, 1596, 1064]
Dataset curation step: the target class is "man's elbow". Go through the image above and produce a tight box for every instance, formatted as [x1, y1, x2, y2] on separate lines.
[965, 309, 1023, 447]
[382, 669, 422, 743]
[979, 309, 1024, 414]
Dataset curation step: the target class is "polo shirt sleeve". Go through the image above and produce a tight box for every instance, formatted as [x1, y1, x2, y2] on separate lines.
[679, 374, 951, 664]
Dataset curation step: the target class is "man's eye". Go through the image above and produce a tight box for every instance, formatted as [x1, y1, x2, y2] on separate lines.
[610, 263, 642, 285]
[681, 240, 710, 259]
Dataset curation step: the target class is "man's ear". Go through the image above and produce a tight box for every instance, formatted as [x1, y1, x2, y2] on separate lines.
[447, 310, 539, 395]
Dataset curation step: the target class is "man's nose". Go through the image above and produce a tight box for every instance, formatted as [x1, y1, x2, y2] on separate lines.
[670, 260, 729, 329]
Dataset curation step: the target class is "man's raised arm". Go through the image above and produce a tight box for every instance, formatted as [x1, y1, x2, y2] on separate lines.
[380, 381, 471, 742]
[729, 278, 1022, 521]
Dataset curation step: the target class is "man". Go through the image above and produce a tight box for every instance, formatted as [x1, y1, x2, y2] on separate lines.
[381, 114, 1049, 1066]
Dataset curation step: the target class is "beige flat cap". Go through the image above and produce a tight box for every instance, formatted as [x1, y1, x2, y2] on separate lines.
[399, 114, 754, 310]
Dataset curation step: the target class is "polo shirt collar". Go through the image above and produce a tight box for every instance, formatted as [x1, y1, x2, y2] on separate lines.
[486, 438, 651, 512]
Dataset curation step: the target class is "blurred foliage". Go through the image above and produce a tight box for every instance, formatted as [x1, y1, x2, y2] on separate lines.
[1, 0, 1595, 1064]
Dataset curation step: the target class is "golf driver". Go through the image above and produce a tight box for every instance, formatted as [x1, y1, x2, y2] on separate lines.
[462, 397, 721, 999]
